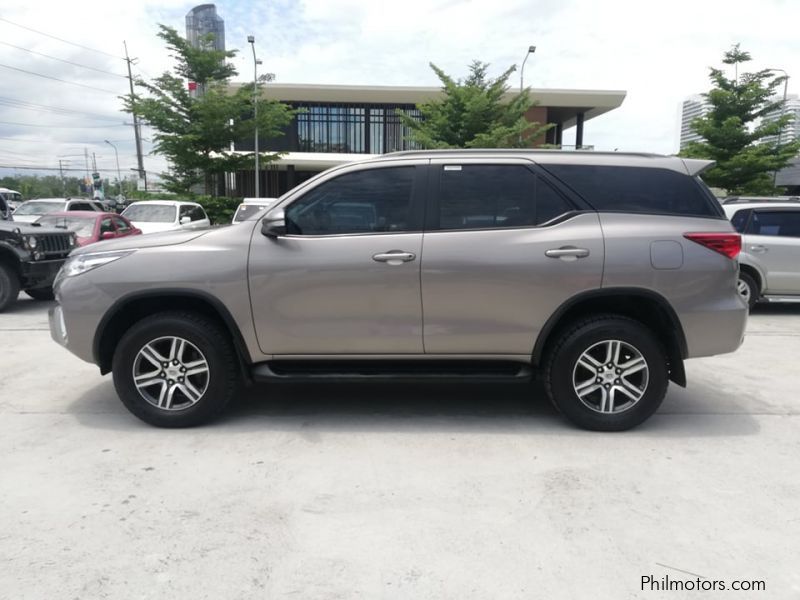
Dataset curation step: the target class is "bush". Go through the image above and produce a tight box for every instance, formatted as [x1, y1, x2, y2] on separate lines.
[194, 195, 241, 224]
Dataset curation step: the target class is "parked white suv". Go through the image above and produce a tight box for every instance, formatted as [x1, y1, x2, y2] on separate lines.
[723, 198, 800, 308]
[12, 198, 104, 223]
[121, 201, 210, 234]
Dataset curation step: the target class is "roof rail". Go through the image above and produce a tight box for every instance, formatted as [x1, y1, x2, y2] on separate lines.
[382, 148, 666, 159]
[722, 196, 800, 205]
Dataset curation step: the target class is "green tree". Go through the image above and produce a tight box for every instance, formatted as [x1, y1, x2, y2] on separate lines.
[682, 44, 800, 195]
[125, 26, 294, 195]
[399, 61, 551, 149]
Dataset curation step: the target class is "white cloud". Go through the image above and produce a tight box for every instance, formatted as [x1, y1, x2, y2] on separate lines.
[1, 0, 798, 182]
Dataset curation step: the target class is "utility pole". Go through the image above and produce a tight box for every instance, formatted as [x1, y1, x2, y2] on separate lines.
[58, 160, 66, 195]
[124, 40, 147, 191]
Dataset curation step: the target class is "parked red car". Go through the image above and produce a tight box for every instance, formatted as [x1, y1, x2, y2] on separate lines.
[35, 211, 142, 247]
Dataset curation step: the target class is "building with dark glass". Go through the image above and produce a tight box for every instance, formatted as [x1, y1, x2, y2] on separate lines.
[229, 83, 626, 197]
[186, 4, 225, 51]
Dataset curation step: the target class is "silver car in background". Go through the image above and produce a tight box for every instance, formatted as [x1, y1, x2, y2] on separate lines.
[49, 150, 747, 431]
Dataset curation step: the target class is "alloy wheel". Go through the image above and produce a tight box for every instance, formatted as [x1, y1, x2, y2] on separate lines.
[572, 339, 649, 414]
[131, 336, 210, 411]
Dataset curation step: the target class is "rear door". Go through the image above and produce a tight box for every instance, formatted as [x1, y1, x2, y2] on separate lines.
[746, 209, 800, 294]
[420, 159, 604, 355]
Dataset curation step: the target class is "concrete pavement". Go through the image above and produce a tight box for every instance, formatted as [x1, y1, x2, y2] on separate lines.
[1, 295, 799, 599]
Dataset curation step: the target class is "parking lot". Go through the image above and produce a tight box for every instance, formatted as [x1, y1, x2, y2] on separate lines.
[1, 295, 799, 598]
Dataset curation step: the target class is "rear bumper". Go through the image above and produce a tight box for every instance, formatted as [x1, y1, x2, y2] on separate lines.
[681, 297, 748, 358]
[20, 258, 65, 289]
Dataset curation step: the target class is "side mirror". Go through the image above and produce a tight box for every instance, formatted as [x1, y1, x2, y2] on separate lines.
[180, 216, 192, 225]
[261, 210, 287, 238]
[101, 231, 116, 240]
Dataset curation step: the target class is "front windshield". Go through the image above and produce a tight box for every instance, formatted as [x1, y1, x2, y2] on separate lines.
[123, 204, 177, 223]
[233, 203, 272, 222]
[14, 201, 65, 215]
[35, 215, 96, 237]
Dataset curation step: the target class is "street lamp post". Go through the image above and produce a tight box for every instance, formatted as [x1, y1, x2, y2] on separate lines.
[520, 45, 536, 93]
[104, 140, 123, 201]
[766, 68, 790, 185]
[247, 35, 260, 198]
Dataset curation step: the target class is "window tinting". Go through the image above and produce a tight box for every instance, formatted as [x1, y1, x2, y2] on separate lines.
[438, 165, 570, 230]
[189, 206, 207, 221]
[544, 164, 718, 217]
[746, 211, 800, 237]
[100, 218, 114, 234]
[730, 209, 751, 233]
[285, 167, 415, 235]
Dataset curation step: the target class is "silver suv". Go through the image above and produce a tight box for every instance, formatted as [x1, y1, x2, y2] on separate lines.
[49, 151, 747, 431]
[722, 198, 800, 308]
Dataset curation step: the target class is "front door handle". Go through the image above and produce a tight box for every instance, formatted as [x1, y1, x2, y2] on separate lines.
[545, 246, 590, 260]
[372, 250, 416, 264]
[750, 244, 768, 254]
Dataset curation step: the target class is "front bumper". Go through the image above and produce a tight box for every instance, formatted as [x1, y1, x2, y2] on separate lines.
[20, 258, 66, 289]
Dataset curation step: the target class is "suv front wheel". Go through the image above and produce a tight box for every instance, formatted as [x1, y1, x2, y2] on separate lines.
[112, 311, 241, 427]
[544, 315, 669, 431]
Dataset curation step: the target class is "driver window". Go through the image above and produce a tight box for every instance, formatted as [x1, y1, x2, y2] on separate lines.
[285, 167, 415, 235]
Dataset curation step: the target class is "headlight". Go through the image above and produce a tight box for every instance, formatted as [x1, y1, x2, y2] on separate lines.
[61, 250, 135, 278]
[24, 235, 37, 249]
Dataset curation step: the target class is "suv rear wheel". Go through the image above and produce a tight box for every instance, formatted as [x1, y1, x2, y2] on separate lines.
[544, 315, 669, 431]
[737, 272, 758, 310]
[0, 262, 20, 312]
[112, 311, 241, 427]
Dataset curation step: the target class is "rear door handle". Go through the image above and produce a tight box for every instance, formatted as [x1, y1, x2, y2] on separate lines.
[749, 244, 768, 253]
[372, 250, 416, 264]
[545, 246, 590, 260]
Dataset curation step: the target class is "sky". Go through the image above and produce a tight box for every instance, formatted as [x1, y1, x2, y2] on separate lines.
[0, 0, 798, 182]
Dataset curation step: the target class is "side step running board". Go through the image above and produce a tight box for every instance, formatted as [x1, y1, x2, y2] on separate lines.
[251, 360, 533, 383]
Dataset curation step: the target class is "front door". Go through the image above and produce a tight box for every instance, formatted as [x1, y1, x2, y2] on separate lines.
[248, 162, 427, 355]
[421, 159, 604, 355]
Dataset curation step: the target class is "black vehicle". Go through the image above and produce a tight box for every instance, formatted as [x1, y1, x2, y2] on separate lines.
[0, 220, 77, 311]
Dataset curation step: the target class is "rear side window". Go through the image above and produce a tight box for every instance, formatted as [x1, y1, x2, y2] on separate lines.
[543, 164, 719, 217]
[747, 211, 800, 237]
[437, 165, 572, 230]
[730, 209, 751, 233]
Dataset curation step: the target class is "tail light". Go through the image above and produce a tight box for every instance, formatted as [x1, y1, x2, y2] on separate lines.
[684, 233, 741, 259]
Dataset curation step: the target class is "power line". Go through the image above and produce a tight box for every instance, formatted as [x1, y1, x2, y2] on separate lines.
[0, 96, 123, 122]
[0, 41, 126, 78]
[0, 120, 129, 129]
[0, 16, 123, 60]
[0, 163, 161, 174]
[0, 62, 122, 95]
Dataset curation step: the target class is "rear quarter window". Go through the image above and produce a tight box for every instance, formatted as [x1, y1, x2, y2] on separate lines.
[542, 164, 721, 218]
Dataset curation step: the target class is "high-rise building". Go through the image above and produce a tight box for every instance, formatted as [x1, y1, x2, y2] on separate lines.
[679, 94, 710, 149]
[186, 4, 225, 51]
[761, 94, 800, 146]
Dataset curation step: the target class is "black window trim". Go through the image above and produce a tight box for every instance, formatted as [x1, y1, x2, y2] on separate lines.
[424, 161, 584, 233]
[282, 163, 427, 238]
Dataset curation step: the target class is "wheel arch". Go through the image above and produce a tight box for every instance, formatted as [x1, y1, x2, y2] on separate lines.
[533, 288, 688, 387]
[738, 263, 764, 294]
[0, 246, 22, 279]
[93, 289, 252, 376]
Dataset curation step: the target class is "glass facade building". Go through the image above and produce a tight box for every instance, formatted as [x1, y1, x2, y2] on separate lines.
[186, 4, 225, 51]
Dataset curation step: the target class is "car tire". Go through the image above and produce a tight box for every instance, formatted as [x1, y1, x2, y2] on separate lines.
[737, 272, 758, 310]
[544, 315, 669, 431]
[112, 311, 241, 427]
[25, 287, 55, 301]
[0, 262, 20, 312]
